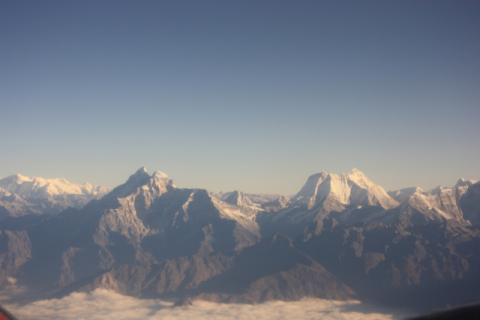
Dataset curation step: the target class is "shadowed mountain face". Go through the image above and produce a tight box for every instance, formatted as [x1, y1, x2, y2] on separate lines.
[190, 234, 356, 303]
[460, 181, 480, 225]
[54, 252, 236, 299]
[59, 234, 355, 305]
[0, 168, 479, 312]
[296, 218, 480, 311]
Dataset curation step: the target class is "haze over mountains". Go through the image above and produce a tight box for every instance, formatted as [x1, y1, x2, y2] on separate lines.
[0, 168, 479, 313]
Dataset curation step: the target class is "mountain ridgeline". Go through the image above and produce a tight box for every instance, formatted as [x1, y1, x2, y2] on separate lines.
[0, 174, 110, 218]
[0, 168, 479, 312]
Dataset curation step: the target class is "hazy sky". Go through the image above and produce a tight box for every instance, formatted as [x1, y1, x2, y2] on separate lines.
[1, 0, 479, 195]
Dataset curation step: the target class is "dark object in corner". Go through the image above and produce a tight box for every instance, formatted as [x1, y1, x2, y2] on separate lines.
[0, 305, 17, 320]
[409, 304, 480, 320]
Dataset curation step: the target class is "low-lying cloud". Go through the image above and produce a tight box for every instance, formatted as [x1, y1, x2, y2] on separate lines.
[2, 289, 412, 320]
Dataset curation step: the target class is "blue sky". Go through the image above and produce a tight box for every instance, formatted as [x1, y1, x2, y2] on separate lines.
[1, 0, 479, 195]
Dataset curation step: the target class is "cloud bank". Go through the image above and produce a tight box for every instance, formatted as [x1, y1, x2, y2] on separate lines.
[1, 289, 412, 320]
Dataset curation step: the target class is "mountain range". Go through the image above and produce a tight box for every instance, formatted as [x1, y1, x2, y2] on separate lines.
[0, 168, 479, 312]
[0, 174, 110, 219]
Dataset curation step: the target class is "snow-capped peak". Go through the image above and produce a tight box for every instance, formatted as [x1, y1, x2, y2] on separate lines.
[387, 187, 424, 204]
[110, 168, 153, 198]
[150, 170, 175, 190]
[293, 169, 398, 210]
[109, 168, 175, 199]
[0, 174, 110, 199]
[455, 178, 478, 188]
[224, 190, 254, 207]
[427, 186, 445, 195]
[15, 174, 32, 182]
[295, 172, 330, 200]
[346, 168, 372, 188]
[152, 171, 168, 179]
[136, 167, 148, 174]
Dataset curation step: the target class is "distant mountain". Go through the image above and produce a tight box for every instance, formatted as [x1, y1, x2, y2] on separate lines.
[0, 174, 109, 198]
[382, 179, 480, 227]
[257, 169, 399, 238]
[387, 179, 478, 205]
[223, 190, 255, 207]
[292, 169, 399, 210]
[211, 191, 290, 212]
[388, 187, 425, 204]
[0, 174, 110, 218]
[262, 195, 291, 212]
[0, 167, 479, 312]
[210, 191, 283, 205]
[256, 170, 480, 239]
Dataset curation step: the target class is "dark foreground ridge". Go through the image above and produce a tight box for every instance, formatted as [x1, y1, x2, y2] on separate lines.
[409, 303, 480, 320]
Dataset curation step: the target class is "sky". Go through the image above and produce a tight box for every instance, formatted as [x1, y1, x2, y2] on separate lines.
[1, 0, 479, 195]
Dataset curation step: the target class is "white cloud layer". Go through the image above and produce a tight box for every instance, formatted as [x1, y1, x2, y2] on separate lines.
[1, 289, 413, 320]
